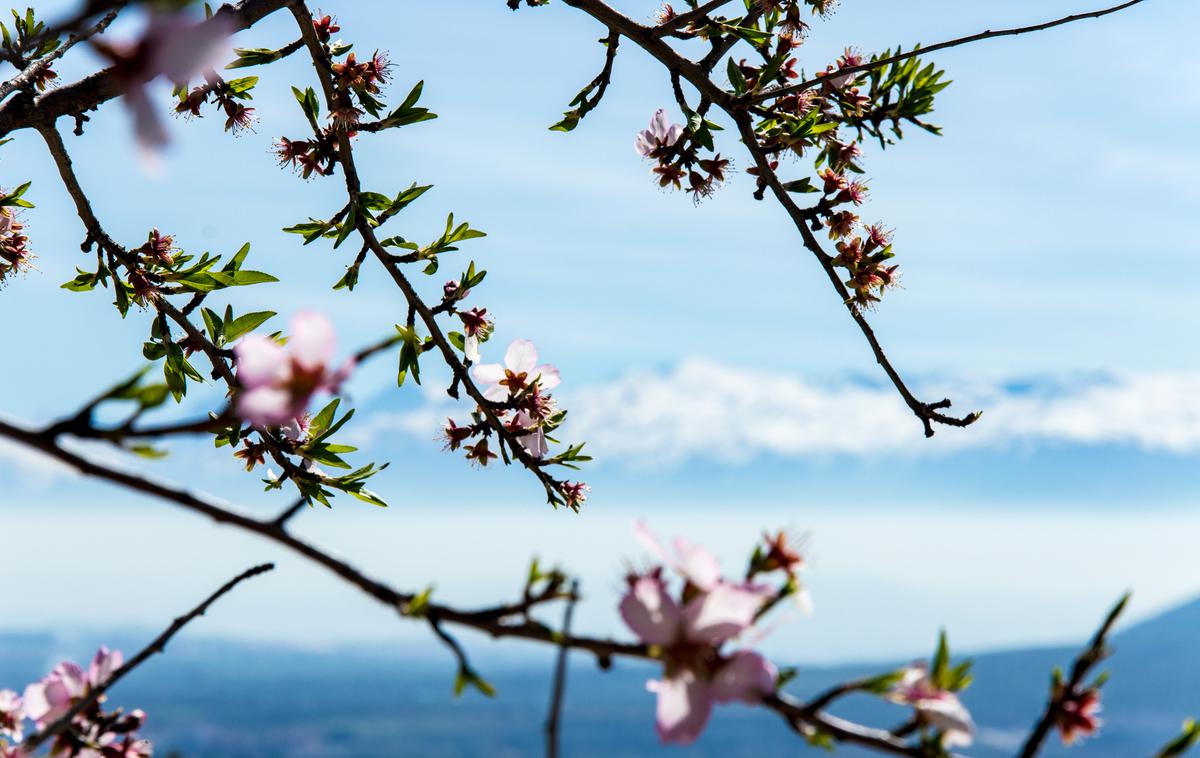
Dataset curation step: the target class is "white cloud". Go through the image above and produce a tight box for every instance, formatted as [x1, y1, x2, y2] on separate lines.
[0, 436, 78, 486]
[363, 360, 1200, 466]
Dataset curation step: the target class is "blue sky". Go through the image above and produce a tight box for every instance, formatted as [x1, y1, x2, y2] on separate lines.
[2, 0, 1199, 664]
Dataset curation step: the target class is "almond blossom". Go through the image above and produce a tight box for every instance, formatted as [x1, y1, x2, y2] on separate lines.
[93, 10, 234, 148]
[887, 665, 975, 748]
[620, 523, 778, 745]
[234, 311, 353, 429]
[635, 109, 683, 158]
[470, 339, 560, 402]
[1055, 687, 1102, 745]
[0, 690, 22, 742]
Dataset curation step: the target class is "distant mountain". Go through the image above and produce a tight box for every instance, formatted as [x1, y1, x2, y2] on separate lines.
[3, 597, 1197, 757]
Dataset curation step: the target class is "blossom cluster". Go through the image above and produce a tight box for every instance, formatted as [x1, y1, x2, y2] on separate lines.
[0, 648, 151, 758]
[634, 110, 729, 203]
[0, 205, 33, 285]
[273, 14, 393, 177]
[634, 0, 955, 310]
[434, 336, 588, 510]
[175, 71, 257, 134]
[619, 523, 807, 744]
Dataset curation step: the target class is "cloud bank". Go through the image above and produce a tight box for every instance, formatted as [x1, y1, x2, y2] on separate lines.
[364, 361, 1200, 466]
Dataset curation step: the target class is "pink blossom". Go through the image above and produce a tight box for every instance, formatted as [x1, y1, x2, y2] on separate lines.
[635, 109, 684, 158]
[22, 661, 87, 728]
[0, 689, 23, 742]
[643, 653, 777, 745]
[888, 666, 974, 748]
[94, 10, 233, 149]
[633, 520, 721, 591]
[1056, 688, 1102, 745]
[621, 524, 778, 745]
[234, 311, 351, 428]
[513, 410, 548, 458]
[470, 339, 560, 402]
[88, 646, 124, 686]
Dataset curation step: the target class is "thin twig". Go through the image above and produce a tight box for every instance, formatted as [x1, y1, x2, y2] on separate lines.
[556, 0, 979, 436]
[0, 3, 125, 104]
[751, 0, 1150, 102]
[272, 496, 309, 526]
[545, 579, 580, 758]
[288, 1, 575, 504]
[0, 0, 295, 137]
[1016, 594, 1130, 758]
[653, 0, 735, 37]
[21, 563, 275, 753]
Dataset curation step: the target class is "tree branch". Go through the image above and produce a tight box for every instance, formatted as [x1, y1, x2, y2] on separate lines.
[0, 412, 938, 755]
[751, 0, 1150, 103]
[544, 579, 580, 758]
[553, 0, 979, 436]
[288, 1, 580, 505]
[0, 3, 125, 104]
[653, 0, 735, 37]
[20, 562, 275, 753]
[1016, 594, 1130, 758]
[0, 0, 294, 137]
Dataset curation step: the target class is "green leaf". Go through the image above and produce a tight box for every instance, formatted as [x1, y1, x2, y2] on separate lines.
[221, 242, 252, 272]
[726, 58, 747, 95]
[1156, 718, 1200, 758]
[201, 307, 223, 343]
[127, 444, 169, 459]
[308, 398, 341, 439]
[453, 667, 496, 698]
[223, 311, 276, 342]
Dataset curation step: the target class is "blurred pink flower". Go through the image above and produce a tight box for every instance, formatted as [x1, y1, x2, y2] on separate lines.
[23, 661, 86, 727]
[0, 689, 23, 742]
[888, 665, 974, 748]
[234, 311, 351, 428]
[621, 523, 777, 745]
[94, 10, 233, 149]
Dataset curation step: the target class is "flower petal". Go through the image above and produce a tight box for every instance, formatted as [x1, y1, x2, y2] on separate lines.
[288, 310, 336, 372]
[682, 582, 771, 645]
[648, 672, 713, 746]
[664, 122, 683, 146]
[921, 694, 975, 748]
[710, 651, 777, 704]
[518, 428, 548, 459]
[237, 386, 295, 427]
[649, 109, 670, 141]
[148, 12, 233, 84]
[482, 384, 510, 402]
[234, 334, 290, 388]
[464, 334, 481, 364]
[672, 537, 721, 591]
[635, 131, 656, 157]
[88, 647, 123, 686]
[619, 575, 681, 645]
[471, 362, 506, 386]
[633, 520, 672, 565]
[504, 339, 538, 374]
[124, 86, 168, 150]
[533, 364, 560, 390]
